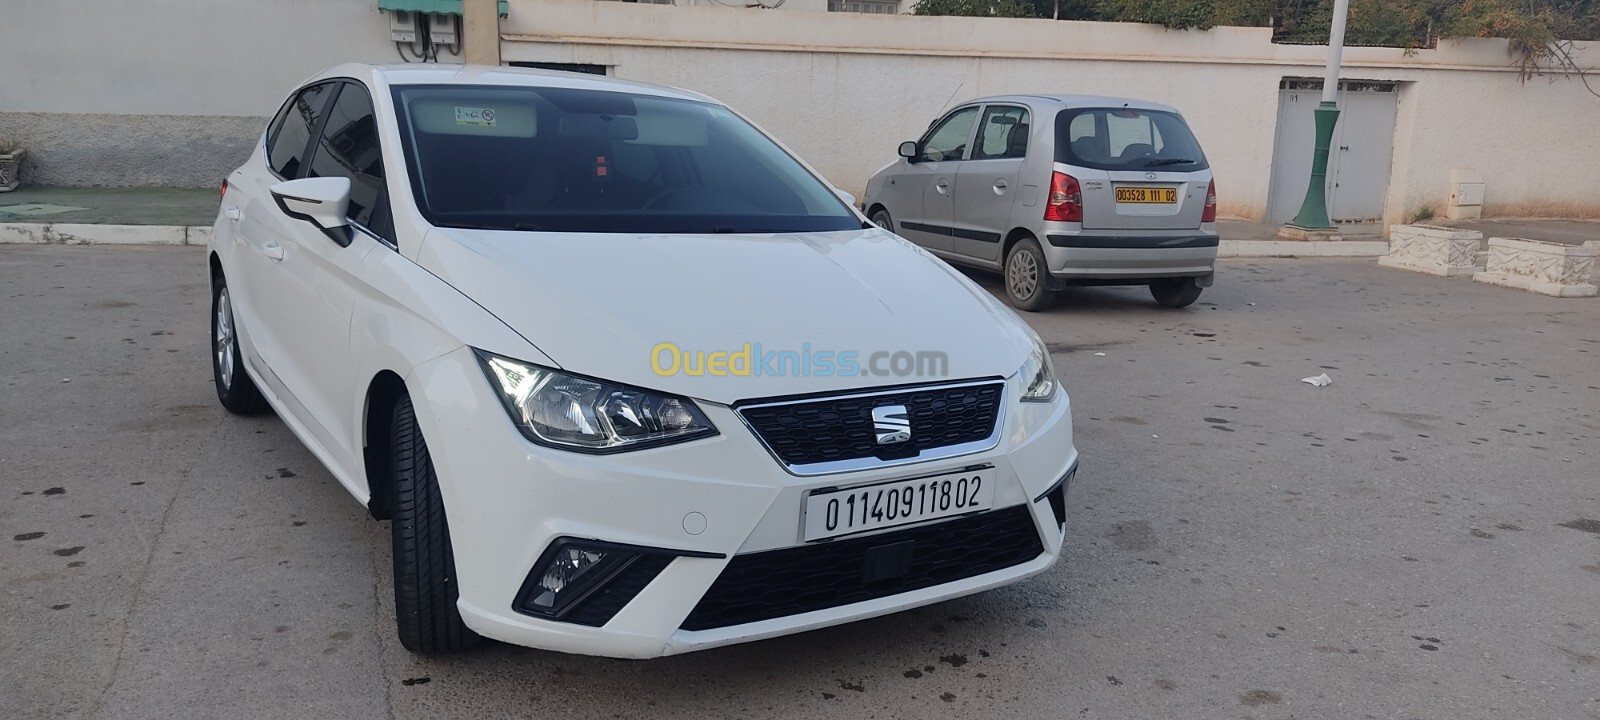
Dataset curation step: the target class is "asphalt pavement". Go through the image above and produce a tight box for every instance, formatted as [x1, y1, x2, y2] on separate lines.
[2, 245, 1598, 720]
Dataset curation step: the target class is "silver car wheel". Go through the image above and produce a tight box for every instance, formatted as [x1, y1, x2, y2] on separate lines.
[871, 211, 892, 231]
[1007, 248, 1038, 300]
[215, 287, 235, 389]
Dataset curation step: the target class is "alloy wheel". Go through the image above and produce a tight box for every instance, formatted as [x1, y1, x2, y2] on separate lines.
[215, 287, 235, 389]
[1007, 249, 1038, 301]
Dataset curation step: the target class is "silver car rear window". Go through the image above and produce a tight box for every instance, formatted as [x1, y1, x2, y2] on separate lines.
[1053, 108, 1209, 172]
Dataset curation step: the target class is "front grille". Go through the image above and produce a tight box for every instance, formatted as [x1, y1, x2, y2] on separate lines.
[738, 381, 1004, 468]
[680, 505, 1043, 631]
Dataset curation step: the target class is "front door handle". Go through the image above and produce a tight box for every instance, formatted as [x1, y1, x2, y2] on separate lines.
[224, 206, 242, 221]
[261, 240, 284, 262]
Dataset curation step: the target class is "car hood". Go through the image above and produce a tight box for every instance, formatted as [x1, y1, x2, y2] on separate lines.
[417, 226, 1038, 405]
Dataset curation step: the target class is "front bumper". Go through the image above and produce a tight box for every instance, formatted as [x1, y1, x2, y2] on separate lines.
[408, 347, 1078, 658]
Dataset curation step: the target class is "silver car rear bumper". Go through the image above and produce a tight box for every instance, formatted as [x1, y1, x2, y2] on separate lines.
[1042, 234, 1217, 282]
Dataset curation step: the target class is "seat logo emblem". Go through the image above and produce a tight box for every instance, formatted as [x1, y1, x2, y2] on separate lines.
[872, 405, 912, 445]
[1145, 172, 1158, 180]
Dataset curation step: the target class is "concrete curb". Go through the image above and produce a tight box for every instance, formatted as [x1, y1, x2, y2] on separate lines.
[1219, 239, 1389, 258]
[1, 223, 1389, 258]
[0, 222, 211, 246]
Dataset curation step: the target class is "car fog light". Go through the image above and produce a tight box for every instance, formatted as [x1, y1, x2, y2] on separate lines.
[516, 539, 646, 620]
[515, 539, 718, 625]
[533, 547, 612, 609]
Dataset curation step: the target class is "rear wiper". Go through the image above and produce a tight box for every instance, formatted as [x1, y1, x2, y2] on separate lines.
[1144, 158, 1197, 167]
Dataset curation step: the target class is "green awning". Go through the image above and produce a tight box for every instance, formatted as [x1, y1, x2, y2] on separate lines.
[378, 0, 508, 16]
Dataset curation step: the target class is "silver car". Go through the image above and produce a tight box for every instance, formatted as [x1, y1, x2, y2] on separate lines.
[863, 95, 1218, 311]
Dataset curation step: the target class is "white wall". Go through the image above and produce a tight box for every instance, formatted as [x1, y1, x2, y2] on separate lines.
[4, 0, 406, 117]
[3, 0, 1597, 224]
[499, 0, 1600, 224]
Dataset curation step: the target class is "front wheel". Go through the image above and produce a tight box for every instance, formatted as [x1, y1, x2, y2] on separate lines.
[1150, 277, 1203, 308]
[390, 395, 481, 654]
[1004, 237, 1057, 312]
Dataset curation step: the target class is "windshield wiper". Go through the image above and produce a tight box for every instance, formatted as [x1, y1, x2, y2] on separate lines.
[1144, 158, 1197, 167]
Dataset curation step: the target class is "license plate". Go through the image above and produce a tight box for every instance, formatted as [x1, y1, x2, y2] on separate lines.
[1115, 186, 1178, 204]
[803, 468, 996, 542]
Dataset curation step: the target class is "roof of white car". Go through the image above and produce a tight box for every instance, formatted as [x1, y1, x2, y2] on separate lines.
[965, 94, 1183, 114]
[311, 63, 717, 104]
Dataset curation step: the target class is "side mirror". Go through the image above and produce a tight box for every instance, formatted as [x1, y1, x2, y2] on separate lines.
[898, 141, 918, 161]
[270, 177, 353, 246]
[834, 188, 857, 208]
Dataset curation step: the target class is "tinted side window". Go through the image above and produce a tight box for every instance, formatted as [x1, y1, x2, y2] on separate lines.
[268, 83, 335, 179]
[917, 106, 980, 163]
[972, 106, 1030, 160]
[306, 83, 390, 236]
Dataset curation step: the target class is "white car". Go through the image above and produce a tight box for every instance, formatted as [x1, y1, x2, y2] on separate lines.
[209, 63, 1079, 658]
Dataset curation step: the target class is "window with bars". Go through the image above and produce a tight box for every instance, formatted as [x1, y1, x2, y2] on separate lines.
[829, 0, 898, 13]
[1279, 78, 1399, 94]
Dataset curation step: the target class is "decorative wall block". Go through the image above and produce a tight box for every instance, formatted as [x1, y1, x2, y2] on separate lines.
[1378, 224, 1483, 277]
[1473, 237, 1598, 298]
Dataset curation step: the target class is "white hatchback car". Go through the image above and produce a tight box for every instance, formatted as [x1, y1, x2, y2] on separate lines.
[209, 63, 1078, 658]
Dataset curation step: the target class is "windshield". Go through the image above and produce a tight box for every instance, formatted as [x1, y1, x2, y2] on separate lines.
[1053, 108, 1209, 172]
[392, 85, 861, 234]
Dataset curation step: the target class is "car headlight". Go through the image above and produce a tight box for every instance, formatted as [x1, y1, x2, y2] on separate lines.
[474, 350, 717, 453]
[1018, 335, 1057, 403]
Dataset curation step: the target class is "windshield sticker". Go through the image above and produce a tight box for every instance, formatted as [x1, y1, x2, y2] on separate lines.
[455, 107, 497, 127]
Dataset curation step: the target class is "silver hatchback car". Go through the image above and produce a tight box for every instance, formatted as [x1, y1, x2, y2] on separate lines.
[863, 95, 1218, 311]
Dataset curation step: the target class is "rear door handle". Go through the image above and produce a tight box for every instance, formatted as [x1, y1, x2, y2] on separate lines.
[224, 206, 242, 221]
[261, 240, 284, 262]
[993, 179, 1008, 190]
[935, 179, 950, 194]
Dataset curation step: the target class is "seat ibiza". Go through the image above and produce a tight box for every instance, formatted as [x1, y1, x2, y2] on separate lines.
[209, 64, 1078, 657]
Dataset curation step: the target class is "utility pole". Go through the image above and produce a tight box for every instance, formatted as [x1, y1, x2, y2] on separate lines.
[1279, 0, 1349, 241]
[463, 0, 501, 66]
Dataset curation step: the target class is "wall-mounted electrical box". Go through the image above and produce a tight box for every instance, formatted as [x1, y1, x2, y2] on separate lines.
[1447, 167, 1486, 221]
[428, 13, 459, 49]
[388, 10, 417, 43]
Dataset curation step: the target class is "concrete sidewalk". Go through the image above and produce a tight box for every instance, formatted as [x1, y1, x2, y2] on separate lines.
[0, 186, 217, 226]
[1439, 218, 1600, 248]
[0, 187, 218, 246]
[2, 187, 1397, 257]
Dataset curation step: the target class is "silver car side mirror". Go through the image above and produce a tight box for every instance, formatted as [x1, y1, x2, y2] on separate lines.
[898, 141, 918, 161]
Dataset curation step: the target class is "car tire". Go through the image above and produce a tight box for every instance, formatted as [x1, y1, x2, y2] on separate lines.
[210, 272, 269, 415]
[390, 395, 481, 654]
[870, 208, 895, 233]
[1004, 237, 1057, 312]
[1150, 277, 1203, 308]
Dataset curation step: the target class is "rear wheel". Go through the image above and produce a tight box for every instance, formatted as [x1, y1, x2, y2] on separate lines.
[211, 272, 268, 415]
[390, 395, 481, 654]
[1150, 277, 1203, 308]
[1004, 237, 1057, 312]
[870, 208, 894, 232]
